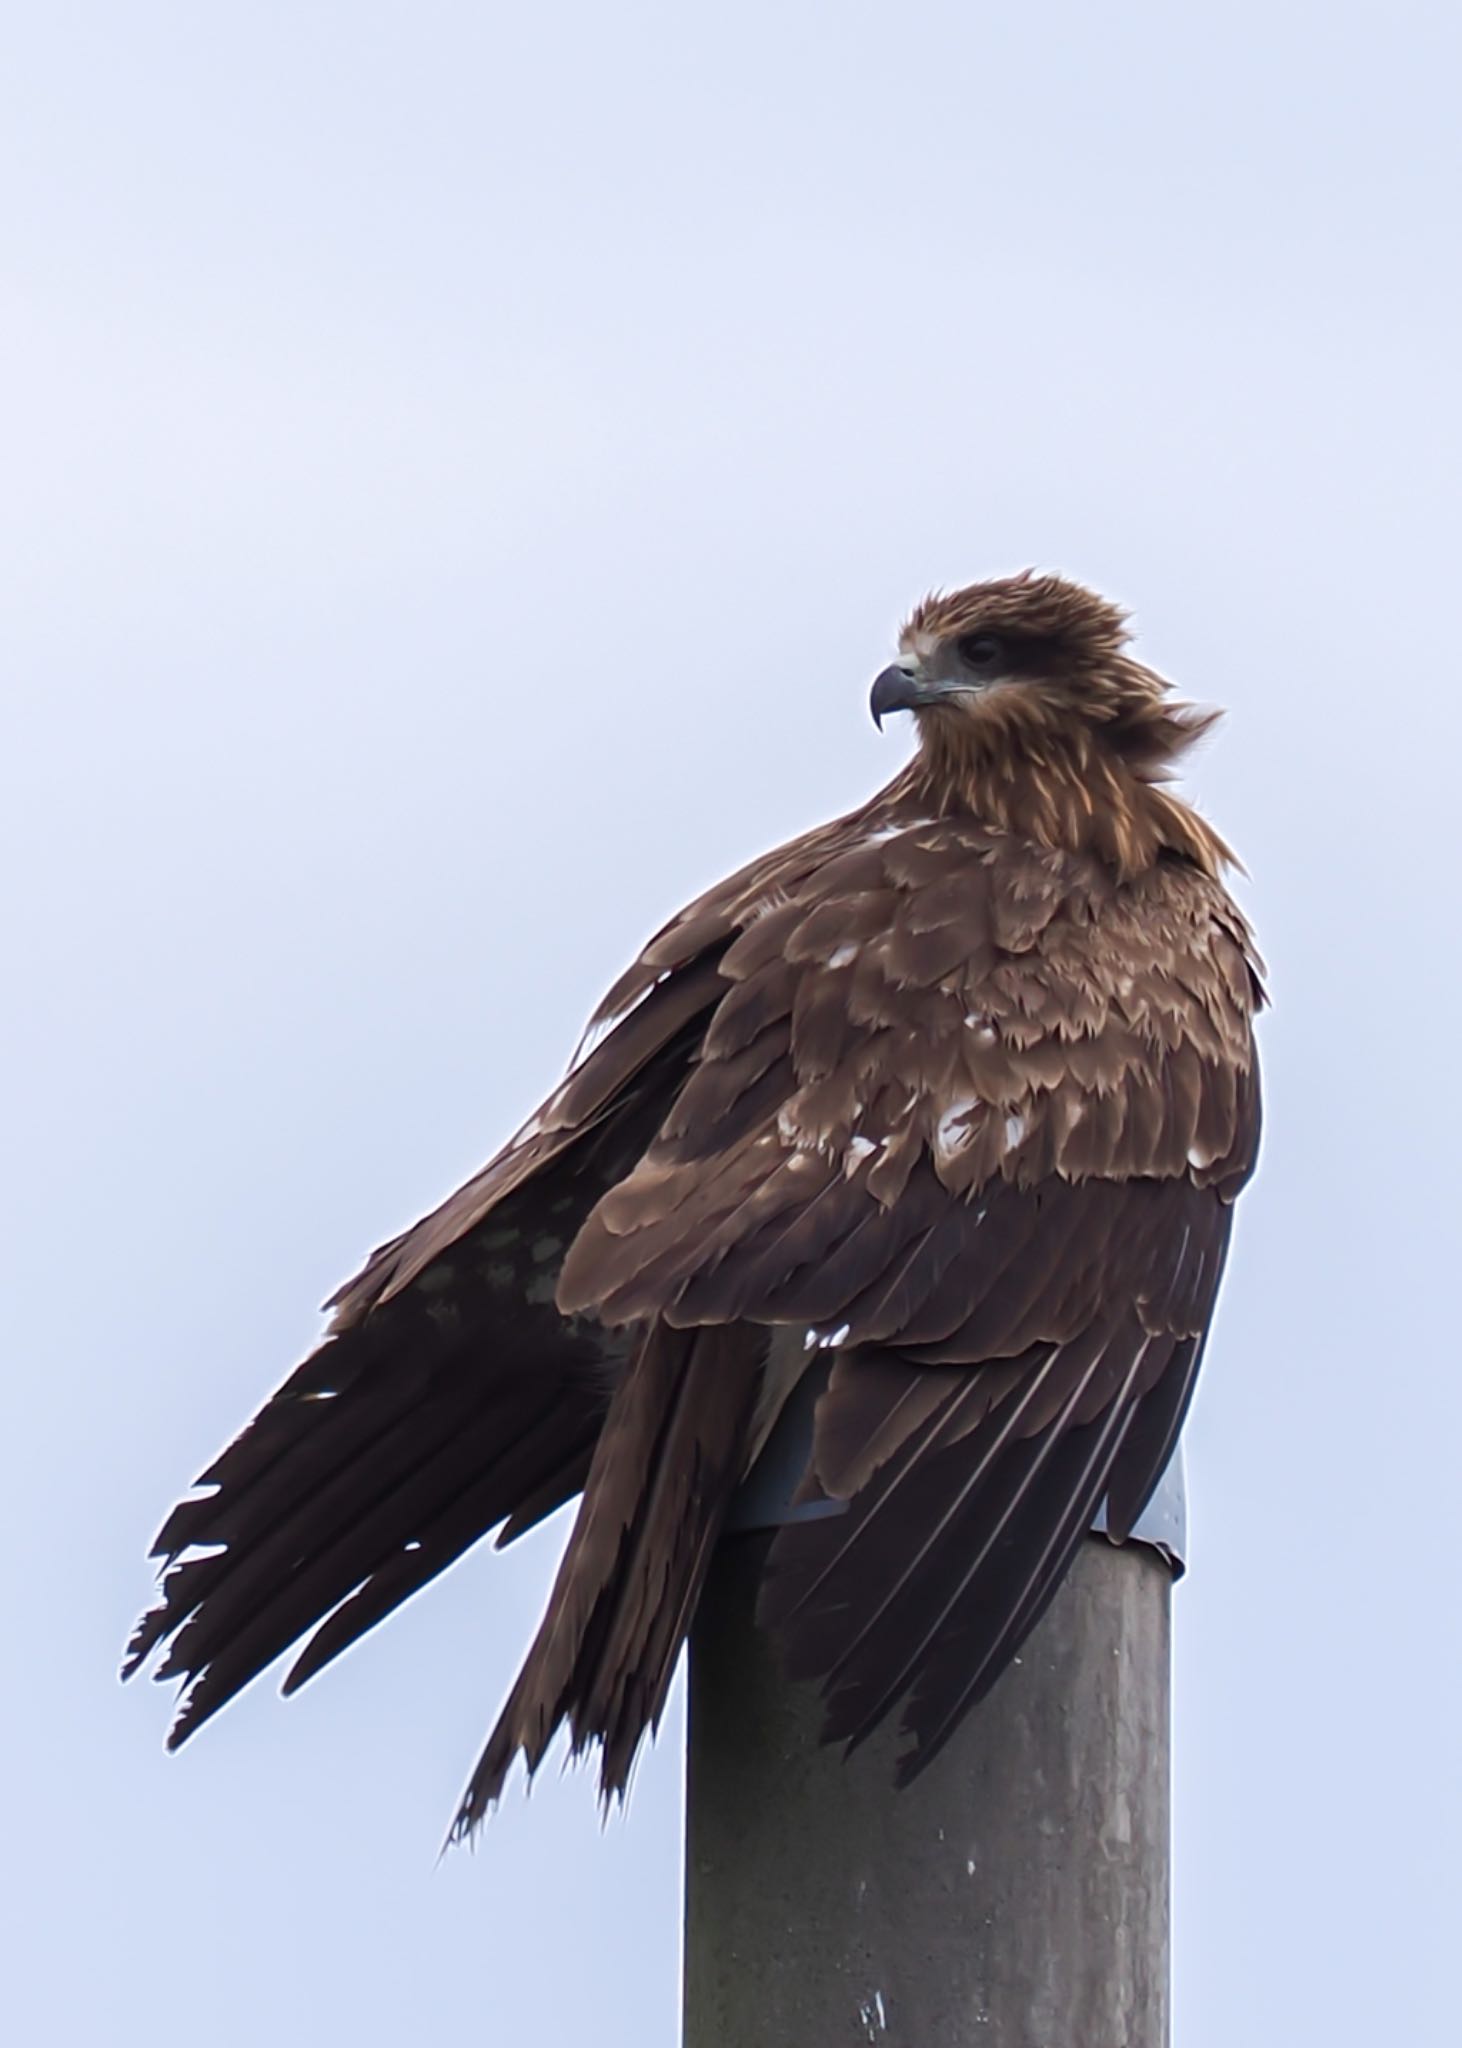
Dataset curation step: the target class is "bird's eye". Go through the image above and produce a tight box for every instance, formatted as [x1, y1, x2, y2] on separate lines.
[957, 632, 1005, 669]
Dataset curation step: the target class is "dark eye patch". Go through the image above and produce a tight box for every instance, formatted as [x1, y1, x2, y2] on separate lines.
[954, 631, 1057, 677]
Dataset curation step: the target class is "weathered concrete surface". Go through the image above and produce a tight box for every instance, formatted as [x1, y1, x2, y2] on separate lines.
[684, 1535, 1170, 2048]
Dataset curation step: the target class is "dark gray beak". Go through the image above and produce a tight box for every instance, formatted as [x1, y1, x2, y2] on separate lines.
[869, 663, 924, 730]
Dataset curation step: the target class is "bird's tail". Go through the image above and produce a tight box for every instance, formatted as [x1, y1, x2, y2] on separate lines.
[453, 1320, 763, 1834]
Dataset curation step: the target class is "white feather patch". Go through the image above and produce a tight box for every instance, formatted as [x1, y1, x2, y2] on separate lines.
[935, 1096, 981, 1156]
[859, 819, 940, 846]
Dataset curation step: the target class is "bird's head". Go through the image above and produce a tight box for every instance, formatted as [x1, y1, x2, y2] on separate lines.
[871, 571, 1229, 872]
[873, 571, 1165, 740]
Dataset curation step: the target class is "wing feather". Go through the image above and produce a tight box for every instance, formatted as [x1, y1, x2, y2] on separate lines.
[126, 956, 724, 1744]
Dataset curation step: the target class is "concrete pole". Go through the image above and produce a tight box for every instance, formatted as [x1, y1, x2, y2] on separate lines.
[683, 1532, 1172, 2048]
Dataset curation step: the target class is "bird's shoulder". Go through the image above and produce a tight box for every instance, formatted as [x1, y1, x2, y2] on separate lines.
[594, 785, 1260, 1051]
[333, 793, 1260, 1329]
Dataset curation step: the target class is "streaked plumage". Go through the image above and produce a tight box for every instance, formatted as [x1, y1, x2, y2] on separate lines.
[126, 571, 1263, 1835]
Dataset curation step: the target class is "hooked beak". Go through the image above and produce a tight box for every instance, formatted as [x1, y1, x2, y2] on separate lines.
[870, 658, 932, 730]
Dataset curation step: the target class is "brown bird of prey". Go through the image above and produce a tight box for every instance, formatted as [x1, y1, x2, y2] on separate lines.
[126, 571, 1263, 1837]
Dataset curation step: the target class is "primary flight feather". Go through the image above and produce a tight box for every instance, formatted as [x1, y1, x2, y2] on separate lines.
[126, 570, 1263, 1837]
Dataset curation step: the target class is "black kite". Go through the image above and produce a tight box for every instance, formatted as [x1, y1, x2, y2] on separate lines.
[126, 572, 1263, 1838]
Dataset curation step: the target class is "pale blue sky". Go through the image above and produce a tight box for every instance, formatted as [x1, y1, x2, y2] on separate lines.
[7, 5, 1460, 2043]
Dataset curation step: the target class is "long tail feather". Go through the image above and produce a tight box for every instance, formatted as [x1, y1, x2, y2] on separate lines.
[451, 1321, 764, 1836]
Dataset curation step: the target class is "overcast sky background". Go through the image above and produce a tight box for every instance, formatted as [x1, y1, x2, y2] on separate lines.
[7, 5, 1461, 2042]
